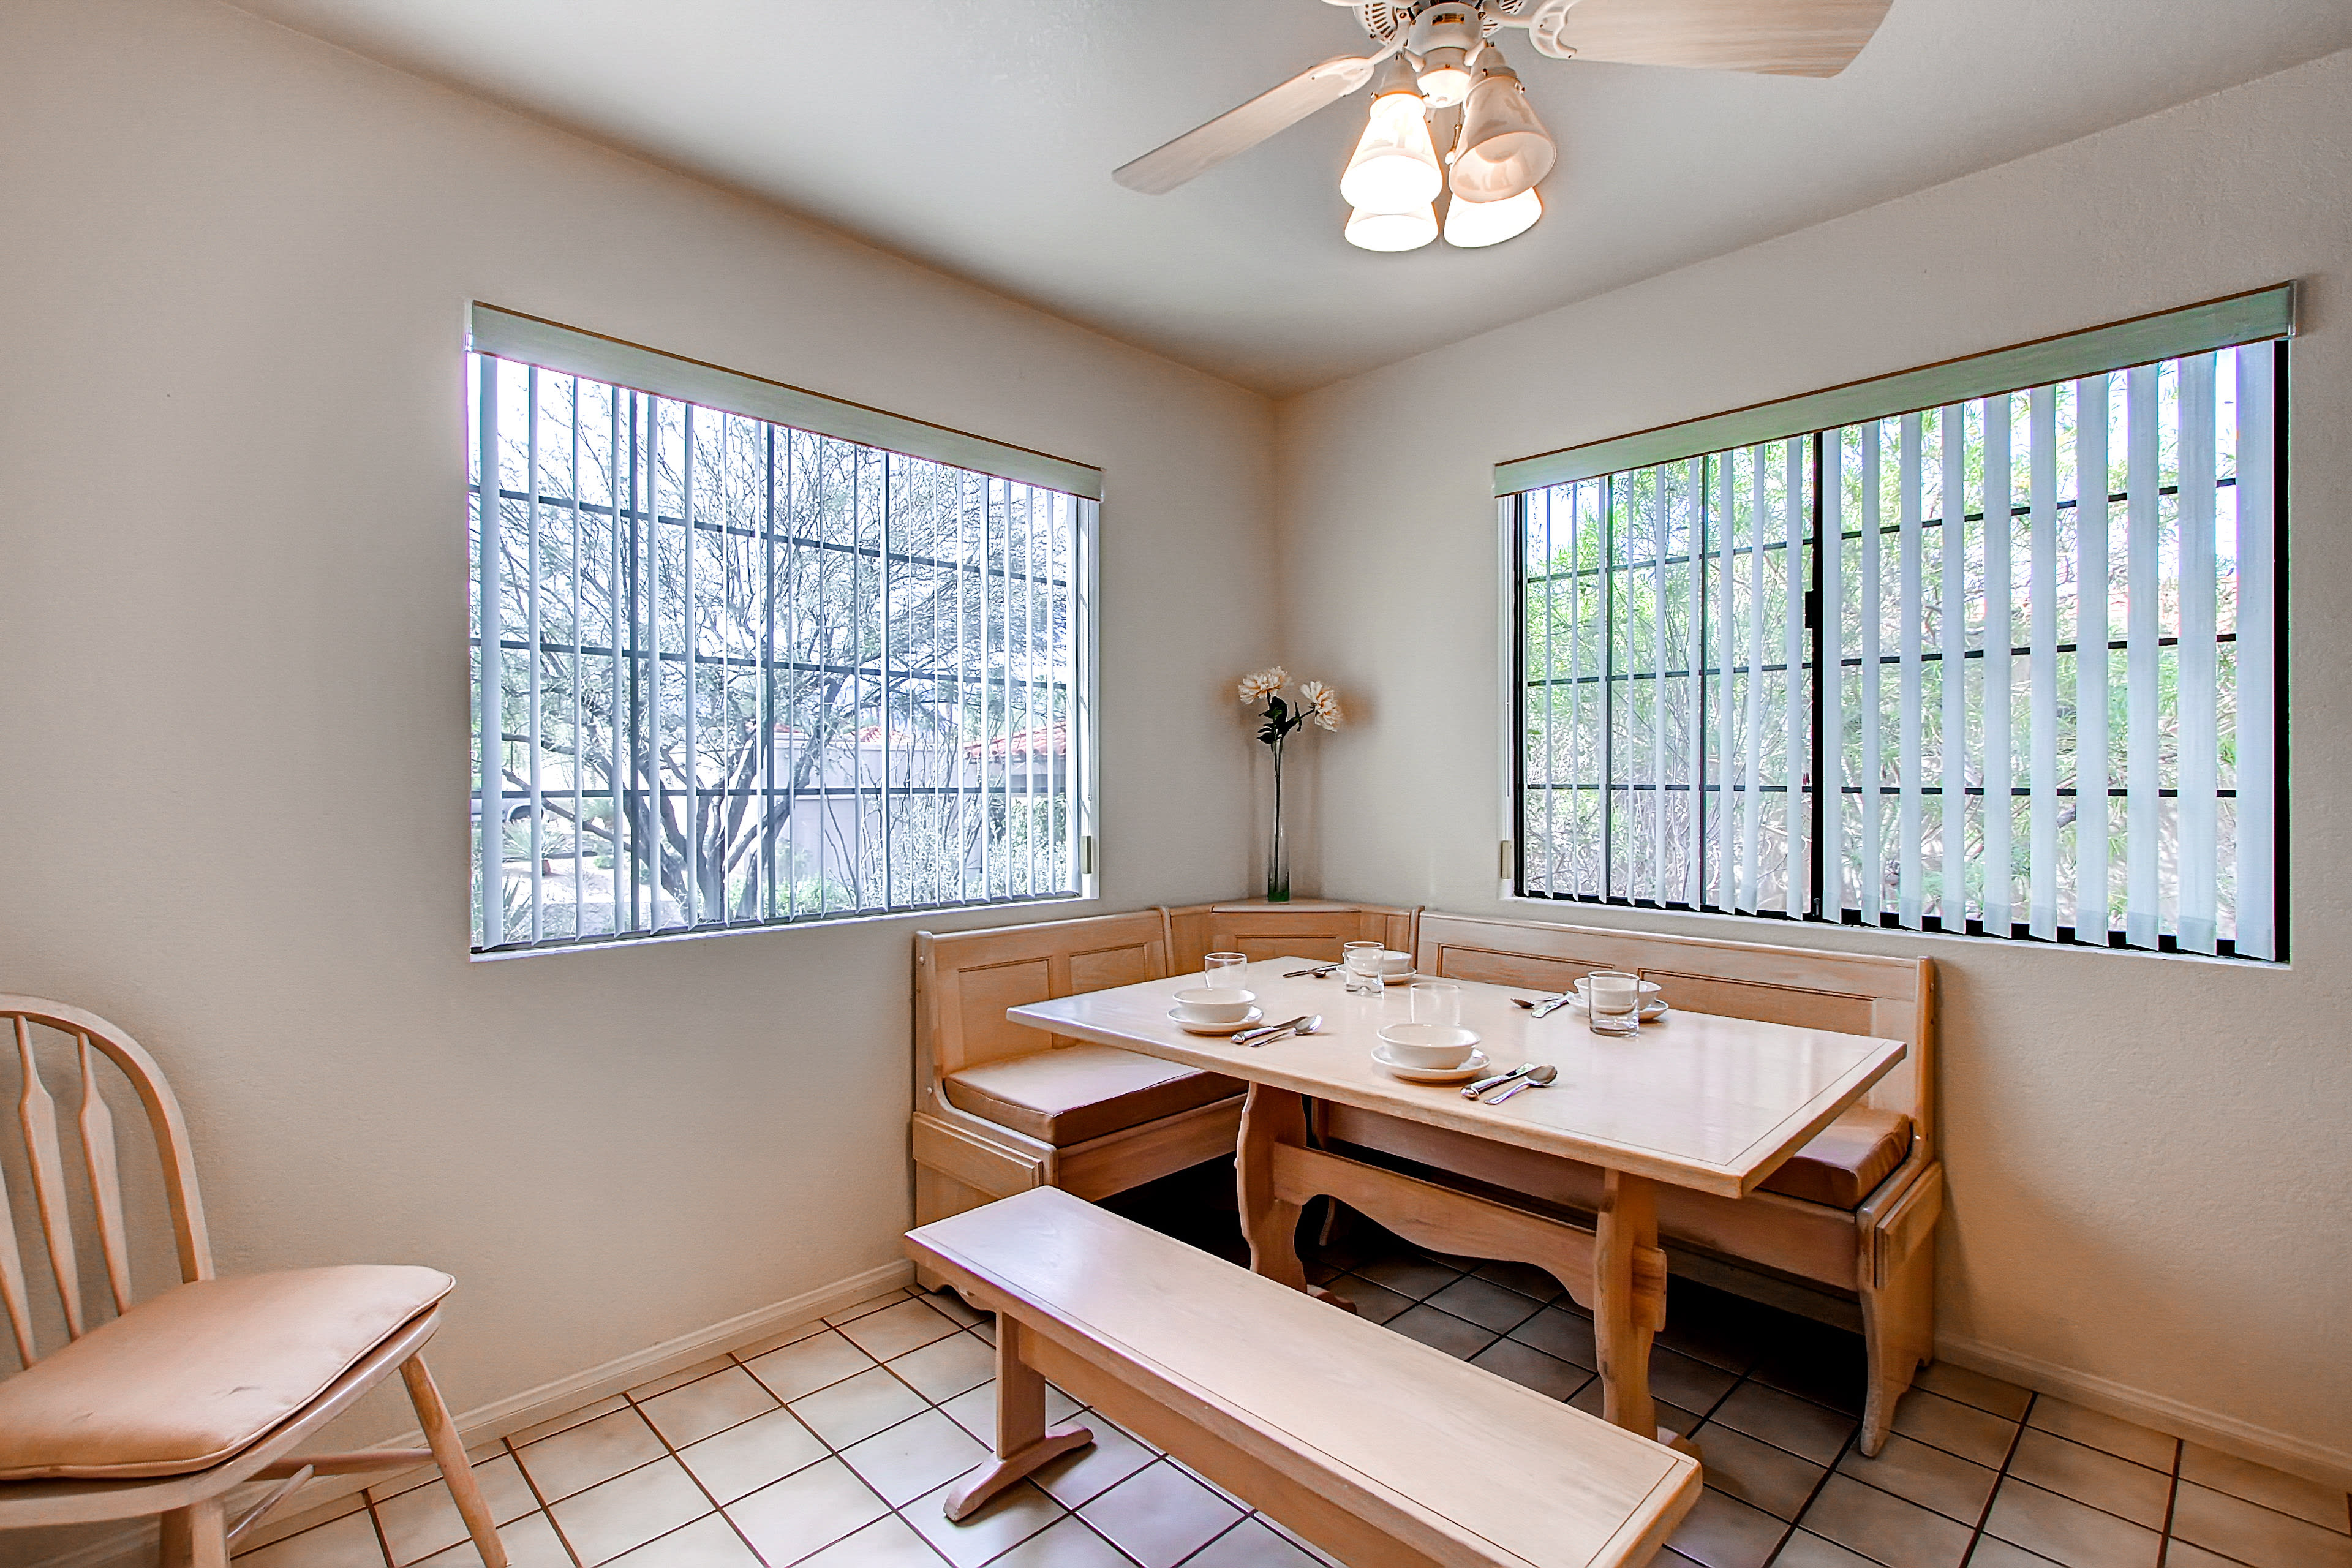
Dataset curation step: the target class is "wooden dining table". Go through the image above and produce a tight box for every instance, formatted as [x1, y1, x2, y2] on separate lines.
[1008, 956, 1908, 1447]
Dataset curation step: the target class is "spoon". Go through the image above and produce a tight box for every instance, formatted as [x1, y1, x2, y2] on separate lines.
[1511, 993, 1577, 1018]
[1245, 1013, 1322, 1049]
[1463, 1061, 1540, 1098]
[1483, 1065, 1558, 1104]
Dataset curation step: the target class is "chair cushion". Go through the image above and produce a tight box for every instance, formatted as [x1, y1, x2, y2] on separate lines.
[0, 1265, 453, 1480]
[1758, 1107, 1914, 1210]
[943, 1044, 1246, 1147]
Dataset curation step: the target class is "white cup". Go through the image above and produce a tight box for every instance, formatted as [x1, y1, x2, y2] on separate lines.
[1379, 1022, 1480, 1069]
[1173, 987, 1257, 1025]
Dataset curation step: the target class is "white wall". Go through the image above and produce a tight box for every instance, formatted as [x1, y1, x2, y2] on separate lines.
[0, 0, 1270, 1469]
[1275, 50, 2352, 1479]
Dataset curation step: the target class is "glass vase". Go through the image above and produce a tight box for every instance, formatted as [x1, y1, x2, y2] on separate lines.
[1265, 737, 1291, 902]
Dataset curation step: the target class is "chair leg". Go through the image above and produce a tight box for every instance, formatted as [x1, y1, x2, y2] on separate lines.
[159, 1498, 228, 1568]
[400, 1353, 508, 1568]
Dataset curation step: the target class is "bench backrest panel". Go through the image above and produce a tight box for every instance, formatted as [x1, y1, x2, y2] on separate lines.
[1417, 913, 1935, 1155]
[916, 911, 1171, 1080]
[910, 1186, 1697, 1567]
[1164, 902, 1420, 972]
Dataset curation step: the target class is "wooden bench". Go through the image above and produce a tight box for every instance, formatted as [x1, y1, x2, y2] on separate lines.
[1165, 899, 1421, 971]
[1349, 912, 1941, 1455]
[912, 911, 1250, 1247]
[908, 1187, 1700, 1568]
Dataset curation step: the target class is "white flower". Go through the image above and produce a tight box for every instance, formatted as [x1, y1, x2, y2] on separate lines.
[1300, 680, 1343, 731]
[1238, 667, 1287, 704]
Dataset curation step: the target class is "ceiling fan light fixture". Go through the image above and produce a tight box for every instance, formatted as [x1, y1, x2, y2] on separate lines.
[1344, 202, 1439, 252]
[1338, 61, 1441, 213]
[1448, 51, 1556, 203]
[1442, 184, 1542, 247]
[1415, 48, 1472, 108]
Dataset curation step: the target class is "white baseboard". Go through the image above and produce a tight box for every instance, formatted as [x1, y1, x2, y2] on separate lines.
[21, 1259, 918, 1568]
[1937, 1333, 2352, 1494]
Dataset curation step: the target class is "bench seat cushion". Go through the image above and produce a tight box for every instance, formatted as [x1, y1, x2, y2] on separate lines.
[0, 1265, 453, 1480]
[943, 1044, 1246, 1147]
[1757, 1107, 1913, 1210]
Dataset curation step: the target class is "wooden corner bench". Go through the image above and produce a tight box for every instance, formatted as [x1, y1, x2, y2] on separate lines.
[908, 1187, 1700, 1568]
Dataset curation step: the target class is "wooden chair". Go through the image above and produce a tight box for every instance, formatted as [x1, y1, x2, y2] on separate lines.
[911, 911, 1250, 1246]
[0, 997, 506, 1568]
[1164, 900, 1421, 973]
[1331, 914, 1941, 1455]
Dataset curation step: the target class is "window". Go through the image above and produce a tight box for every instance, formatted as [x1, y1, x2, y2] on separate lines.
[468, 307, 1098, 952]
[1506, 287, 2290, 959]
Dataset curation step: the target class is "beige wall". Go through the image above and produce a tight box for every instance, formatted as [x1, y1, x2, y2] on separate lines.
[0, 0, 1269, 1464]
[1275, 50, 2352, 1477]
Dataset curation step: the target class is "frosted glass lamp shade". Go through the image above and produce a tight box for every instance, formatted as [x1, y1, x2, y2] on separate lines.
[1339, 88, 1442, 213]
[1449, 67, 1556, 203]
[1344, 203, 1439, 251]
[1442, 185, 1542, 247]
[1416, 47, 1472, 107]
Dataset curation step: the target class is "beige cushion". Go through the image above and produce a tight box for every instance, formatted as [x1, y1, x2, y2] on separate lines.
[1758, 1107, 1914, 1210]
[943, 1044, 1246, 1147]
[0, 1265, 453, 1480]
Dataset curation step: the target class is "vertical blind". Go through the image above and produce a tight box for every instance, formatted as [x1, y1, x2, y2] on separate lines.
[468, 321, 1097, 952]
[1515, 300, 2286, 960]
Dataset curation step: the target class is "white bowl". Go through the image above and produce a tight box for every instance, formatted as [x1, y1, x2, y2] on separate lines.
[1376, 1022, 1482, 1069]
[1172, 987, 1257, 1025]
[1378, 949, 1414, 976]
[1577, 976, 1662, 1000]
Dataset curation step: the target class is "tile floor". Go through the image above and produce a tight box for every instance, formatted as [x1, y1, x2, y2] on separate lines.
[236, 1210, 2350, 1568]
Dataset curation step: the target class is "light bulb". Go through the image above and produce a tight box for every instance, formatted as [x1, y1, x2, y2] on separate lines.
[1338, 88, 1441, 213]
[1442, 185, 1542, 247]
[1344, 203, 1439, 252]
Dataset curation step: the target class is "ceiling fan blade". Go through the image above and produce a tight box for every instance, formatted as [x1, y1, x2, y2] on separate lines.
[1114, 56, 1377, 195]
[1538, 0, 1891, 78]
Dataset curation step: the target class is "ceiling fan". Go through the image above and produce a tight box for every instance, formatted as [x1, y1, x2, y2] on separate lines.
[1114, 0, 1893, 252]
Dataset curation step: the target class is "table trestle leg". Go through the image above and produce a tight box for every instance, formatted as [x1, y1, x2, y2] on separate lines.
[943, 1317, 1094, 1521]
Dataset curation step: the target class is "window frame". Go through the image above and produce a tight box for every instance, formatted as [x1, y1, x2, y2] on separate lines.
[467, 306, 1102, 956]
[1497, 285, 2294, 961]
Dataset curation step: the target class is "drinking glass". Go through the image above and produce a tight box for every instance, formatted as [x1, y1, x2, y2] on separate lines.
[1409, 982, 1462, 1029]
[1342, 941, 1385, 997]
[1204, 953, 1248, 992]
[1584, 971, 1642, 1036]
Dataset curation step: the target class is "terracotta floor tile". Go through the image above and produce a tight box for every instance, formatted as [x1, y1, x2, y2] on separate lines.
[1423, 1273, 1547, 1332]
[677, 1407, 829, 1503]
[548, 1457, 713, 1566]
[837, 1408, 990, 1507]
[507, 1396, 632, 1450]
[1767, 1531, 1882, 1568]
[239, 1492, 371, 1555]
[2026, 1400, 2178, 1472]
[376, 1454, 541, 1564]
[722, 1318, 830, 1363]
[1797, 1473, 1973, 1568]
[234, 1509, 390, 1568]
[1890, 1388, 2020, 1468]
[1031, 1418, 1158, 1509]
[1833, 1433, 1997, 1525]
[1185, 1516, 1325, 1566]
[903, 1475, 1066, 1568]
[1714, 1384, 1857, 1467]
[823, 1289, 913, 1327]
[835, 1297, 962, 1362]
[1507, 1305, 1599, 1371]
[723, 1458, 889, 1567]
[1966, 1538, 2066, 1568]
[1386, 1303, 1499, 1360]
[1984, 1477, 2163, 1568]
[887, 1330, 997, 1403]
[1469, 1336, 1593, 1401]
[1651, 1348, 1741, 1415]
[598, 1513, 761, 1568]
[637, 1367, 782, 1450]
[1570, 1378, 1700, 1436]
[1351, 1254, 1461, 1299]
[2007, 1429, 2173, 1529]
[1321, 1274, 1412, 1324]
[1913, 1362, 2033, 1421]
[409, 1509, 573, 1568]
[742, 1330, 877, 1405]
[937, 1379, 1082, 1447]
[1694, 1423, 1826, 1521]
[787, 1366, 930, 1450]
[517, 1408, 669, 1503]
[2168, 1481, 2352, 1568]
[628, 1357, 736, 1403]
[793, 1513, 951, 1567]
[1077, 1460, 1243, 1568]
[2179, 1444, 2351, 1534]
[986, 1515, 1135, 1567]
[1472, 1258, 1568, 1303]
[1665, 1486, 1787, 1568]
[918, 1287, 989, 1329]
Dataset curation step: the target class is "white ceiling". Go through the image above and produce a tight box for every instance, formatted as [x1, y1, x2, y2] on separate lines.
[233, 0, 2352, 394]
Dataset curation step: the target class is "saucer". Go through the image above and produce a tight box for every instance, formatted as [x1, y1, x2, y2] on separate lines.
[1373, 1046, 1489, 1084]
[1565, 995, 1671, 1021]
[1169, 1006, 1263, 1036]
[1381, 970, 1422, 986]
